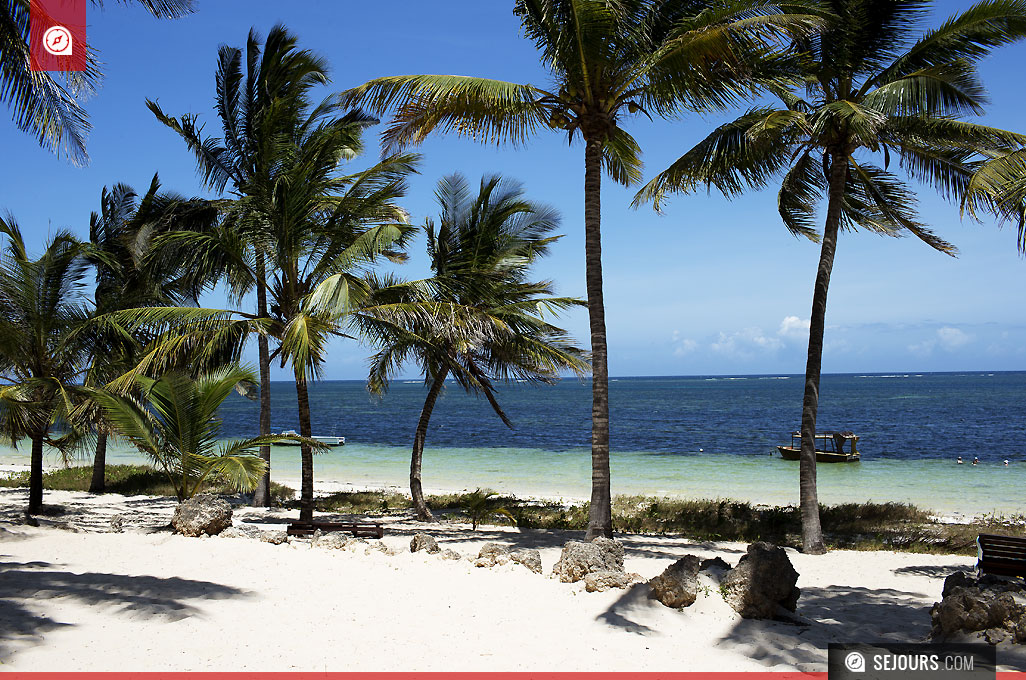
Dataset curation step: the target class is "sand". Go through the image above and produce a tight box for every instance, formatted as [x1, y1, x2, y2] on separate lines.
[1, 487, 1023, 673]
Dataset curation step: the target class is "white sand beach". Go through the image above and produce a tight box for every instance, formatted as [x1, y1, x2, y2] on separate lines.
[1, 487, 1023, 673]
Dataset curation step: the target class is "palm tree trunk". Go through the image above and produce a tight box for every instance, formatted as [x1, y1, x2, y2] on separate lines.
[411, 369, 447, 522]
[799, 150, 848, 555]
[88, 430, 107, 493]
[28, 433, 44, 514]
[295, 370, 315, 522]
[583, 136, 612, 540]
[252, 253, 272, 508]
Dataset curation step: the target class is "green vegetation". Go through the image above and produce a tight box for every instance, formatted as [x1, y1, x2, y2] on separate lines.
[1, 0, 193, 164]
[91, 366, 279, 500]
[636, 1, 1026, 553]
[340, 0, 823, 541]
[372, 491, 1026, 555]
[0, 464, 294, 504]
[3, 4, 1026, 547]
[362, 174, 587, 521]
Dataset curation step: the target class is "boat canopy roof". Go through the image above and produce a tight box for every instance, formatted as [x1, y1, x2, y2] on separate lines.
[789, 430, 857, 439]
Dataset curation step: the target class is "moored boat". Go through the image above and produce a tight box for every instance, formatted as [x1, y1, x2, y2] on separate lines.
[273, 429, 345, 447]
[777, 431, 859, 462]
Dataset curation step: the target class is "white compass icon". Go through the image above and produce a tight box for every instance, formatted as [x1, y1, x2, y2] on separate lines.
[43, 25, 73, 56]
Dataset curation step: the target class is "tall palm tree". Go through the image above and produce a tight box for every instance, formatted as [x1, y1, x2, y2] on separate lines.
[84, 174, 218, 492]
[123, 100, 419, 522]
[0, 219, 92, 513]
[92, 365, 278, 501]
[256, 117, 418, 522]
[1, 0, 194, 164]
[636, 0, 1026, 553]
[361, 173, 588, 521]
[339, 0, 820, 538]
[147, 24, 334, 507]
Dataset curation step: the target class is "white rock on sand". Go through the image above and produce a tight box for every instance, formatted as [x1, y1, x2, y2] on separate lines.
[0, 488, 1021, 672]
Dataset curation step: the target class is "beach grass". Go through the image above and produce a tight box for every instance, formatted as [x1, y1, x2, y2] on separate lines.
[5, 466, 1023, 555]
[0, 464, 295, 504]
[434, 492, 1023, 555]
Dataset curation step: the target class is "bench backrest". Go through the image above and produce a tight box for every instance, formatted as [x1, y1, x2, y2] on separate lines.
[977, 533, 1026, 578]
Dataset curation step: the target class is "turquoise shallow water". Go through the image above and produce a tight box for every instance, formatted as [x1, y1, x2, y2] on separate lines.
[2, 372, 1023, 515]
[1, 440, 1022, 515]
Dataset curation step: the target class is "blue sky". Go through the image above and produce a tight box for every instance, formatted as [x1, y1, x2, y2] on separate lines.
[2, 0, 1025, 379]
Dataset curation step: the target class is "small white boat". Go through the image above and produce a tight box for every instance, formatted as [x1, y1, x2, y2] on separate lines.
[273, 429, 345, 447]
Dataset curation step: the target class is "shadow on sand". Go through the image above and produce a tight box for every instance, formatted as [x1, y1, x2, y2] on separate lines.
[716, 584, 932, 670]
[0, 555, 250, 663]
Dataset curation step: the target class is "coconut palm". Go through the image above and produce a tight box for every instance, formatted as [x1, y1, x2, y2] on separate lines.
[83, 174, 218, 492]
[91, 365, 276, 501]
[146, 24, 336, 507]
[1, 0, 193, 164]
[0, 219, 92, 513]
[360, 173, 588, 521]
[963, 149, 1026, 248]
[127, 87, 419, 521]
[255, 120, 418, 522]
[635, 0, 1026, 553]
[338, 0, 821, 538]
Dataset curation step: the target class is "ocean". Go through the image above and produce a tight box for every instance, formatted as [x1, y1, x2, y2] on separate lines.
[2, 372, 1023, 515]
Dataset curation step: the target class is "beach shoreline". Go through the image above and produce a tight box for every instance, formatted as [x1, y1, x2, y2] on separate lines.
[2, 461, 1019, 525]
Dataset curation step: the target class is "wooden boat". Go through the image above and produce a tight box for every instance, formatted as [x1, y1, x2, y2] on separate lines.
[777, 431, 859, 462]
[273, 429, 345, 447]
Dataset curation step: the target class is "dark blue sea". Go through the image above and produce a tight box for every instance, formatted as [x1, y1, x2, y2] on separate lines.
[218, 371, 1025, 462]
[4, 372, 1023, 513]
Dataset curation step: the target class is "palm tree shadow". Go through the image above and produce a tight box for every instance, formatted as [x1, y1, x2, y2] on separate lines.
[0, 557, 251, 663]
[595, 583, 660, 635]
[716, 585, 933, 670]
[892, 564, 971, 579]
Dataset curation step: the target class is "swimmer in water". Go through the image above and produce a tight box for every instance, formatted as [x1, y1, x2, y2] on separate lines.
[957, 456, 964, 464]
[972, 457, 979, 466]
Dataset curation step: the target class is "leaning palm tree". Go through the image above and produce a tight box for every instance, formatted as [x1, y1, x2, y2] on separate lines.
[0, 219, 92, 513]
[92, 365, 277, 501]
[360, 173, 588, 521]
[147, 24, 335, 507]
[1, 0, 193, 164]
[636, 0, 1026, 553]
[339, 0, 821, 538]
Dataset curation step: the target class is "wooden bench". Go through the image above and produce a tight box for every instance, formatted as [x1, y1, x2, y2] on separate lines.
[286, 520, 384, 539]
[977, 534, 1026, 578]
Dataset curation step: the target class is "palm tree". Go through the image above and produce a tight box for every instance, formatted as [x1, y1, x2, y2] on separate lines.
[0, 219, 92, 513]
[147, 24, 335, 507]
[255, 119, 418, 522]
[636, 0, 1026, 553]
[339, 0, 820, 538]
[133, 65, 419, 520]
[963, 149, 1026, 247]
[361, 173, 588, 521]
[1, 0, 193, 164]
[84, 174, 218, 492]
[92, 365, 276, 501]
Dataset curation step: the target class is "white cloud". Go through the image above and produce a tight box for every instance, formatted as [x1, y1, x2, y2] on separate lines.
[671, 330, 697, 356]
[711, 327, 783, 359]
[937, 326, 971, 350]
[778, 315, 811, 339]
[909, 326, 973, 356]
